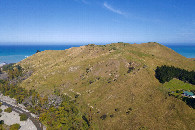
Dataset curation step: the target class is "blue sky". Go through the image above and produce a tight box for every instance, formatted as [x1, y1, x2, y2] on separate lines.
[0, 0, 195, 45]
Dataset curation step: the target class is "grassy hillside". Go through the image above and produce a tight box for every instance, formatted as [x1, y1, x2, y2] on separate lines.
[18, 43, 195, 129]
[163, 78, 195, 91]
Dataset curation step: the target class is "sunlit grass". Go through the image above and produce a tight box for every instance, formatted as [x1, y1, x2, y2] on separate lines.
[163, 78, 195, 91]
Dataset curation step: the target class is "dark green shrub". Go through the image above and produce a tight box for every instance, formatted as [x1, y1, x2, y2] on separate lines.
[36, 50, 41, 53]
[100, 114, 107, 120]
[2, 63, 15, 71]
[0, 120, 4, 124]
[19, 113, 28, 121]
[155, 65, 195, 85]
[110, 114, 114, 118]
[4, 107, 12, 113]
[115, 108, 119, 112]
[75, 94, 79, 98]
[182, 97, 195, 109]
[10, 123, 20, 130]
[0, 80, 5, 84]
[0, 109, 2, 113]
[86, 68, 90, 73]
[112, 47, 117, 50]
[127, 67, 135, 73]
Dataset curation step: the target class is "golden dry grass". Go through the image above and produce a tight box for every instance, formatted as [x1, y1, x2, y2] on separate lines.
[18, 43, 195, 129]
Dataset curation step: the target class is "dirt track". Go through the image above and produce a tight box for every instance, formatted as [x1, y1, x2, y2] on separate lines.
[0, 100, 44, 130]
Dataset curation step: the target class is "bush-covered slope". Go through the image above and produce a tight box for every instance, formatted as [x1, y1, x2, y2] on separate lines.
[18, 43, 195, 129]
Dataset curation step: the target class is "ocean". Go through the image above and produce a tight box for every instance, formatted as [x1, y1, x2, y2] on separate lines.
[0, 45, 81, 63]
[166, 45, 195, 58]
[0, 44, 194, 64]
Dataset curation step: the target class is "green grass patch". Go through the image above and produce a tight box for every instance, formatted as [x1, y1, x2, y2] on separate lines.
[163, 78, 195, 91]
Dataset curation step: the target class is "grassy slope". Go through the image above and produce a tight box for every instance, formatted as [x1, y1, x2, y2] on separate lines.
[18, 43, 195, 129]
[163, 78, 195, 91]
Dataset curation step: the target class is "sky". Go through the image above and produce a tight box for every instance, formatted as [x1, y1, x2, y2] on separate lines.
[0, 0, 195, 45]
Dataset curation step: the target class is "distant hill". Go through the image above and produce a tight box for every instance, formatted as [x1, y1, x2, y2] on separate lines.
[189, 58, 195, 61]
[18, 42, 195, 129]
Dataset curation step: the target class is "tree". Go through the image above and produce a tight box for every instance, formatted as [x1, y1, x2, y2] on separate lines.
[4, 107, 12, 113]
[10, 123, 20, 130]
[155, 65, 195, 85]
[19, 113, 28, 121]
[36, 50, 41, 53]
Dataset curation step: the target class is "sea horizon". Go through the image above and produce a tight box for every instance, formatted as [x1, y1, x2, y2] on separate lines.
[0, 43, 195, 64]
[0, 44, 81, 64]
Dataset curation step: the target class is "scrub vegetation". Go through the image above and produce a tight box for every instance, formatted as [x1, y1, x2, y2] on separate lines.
[0, 64, 89, 129]
[4, 107, 12, 113]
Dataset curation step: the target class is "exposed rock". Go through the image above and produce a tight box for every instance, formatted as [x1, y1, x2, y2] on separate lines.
[0, 73, 8, 80]
[47, 95, 63, 107]
[69, 66, 80, 72]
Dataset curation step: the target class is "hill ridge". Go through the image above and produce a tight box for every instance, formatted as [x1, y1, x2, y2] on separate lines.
[18, 42, 195, 129]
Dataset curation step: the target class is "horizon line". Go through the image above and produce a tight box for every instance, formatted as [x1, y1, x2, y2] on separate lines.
[0, 42, 195, 46]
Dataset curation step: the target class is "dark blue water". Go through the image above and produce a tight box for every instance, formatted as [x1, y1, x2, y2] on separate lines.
[0, 45, 81, 63]
[0, 44, 194, 64]
[166, 45, 195, 58]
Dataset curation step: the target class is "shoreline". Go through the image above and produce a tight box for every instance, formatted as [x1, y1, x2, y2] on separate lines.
[0, 62, 7, 67]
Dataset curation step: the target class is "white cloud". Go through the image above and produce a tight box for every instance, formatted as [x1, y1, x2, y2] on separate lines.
[103, 2, 125, 16]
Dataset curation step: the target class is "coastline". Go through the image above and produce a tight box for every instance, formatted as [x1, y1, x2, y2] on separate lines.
[0, 62, 7, 67]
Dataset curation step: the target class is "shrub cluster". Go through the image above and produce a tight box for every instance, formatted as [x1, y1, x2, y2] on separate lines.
[1, 64, 23, 79]
[19, 113, 28, 121]
[182, 97, 195, 109]
[0, 67, 90, 129]
[10, 123, 20, 130]
[0, 120, 4, 124]
[155, 65, 195, 84]
[2, 63, 15, 71]
[4, 107, 12, 113]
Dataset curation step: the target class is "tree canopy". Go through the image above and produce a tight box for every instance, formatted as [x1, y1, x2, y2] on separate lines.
[155, 65, 195, 85]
